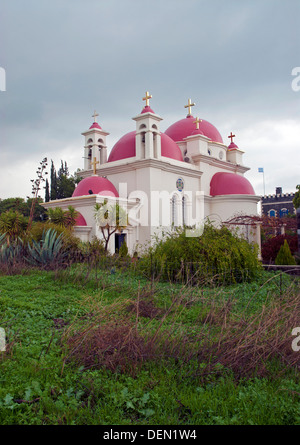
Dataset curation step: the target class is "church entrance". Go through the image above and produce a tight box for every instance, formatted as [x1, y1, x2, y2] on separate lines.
[115, 233, 126, 253]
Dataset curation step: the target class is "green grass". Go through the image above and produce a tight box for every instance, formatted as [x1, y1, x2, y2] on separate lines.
[0, 267, 299, 425]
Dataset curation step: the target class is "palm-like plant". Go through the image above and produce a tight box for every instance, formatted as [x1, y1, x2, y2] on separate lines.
[0, 211, 28, 245]
[47, 206, 78, 230]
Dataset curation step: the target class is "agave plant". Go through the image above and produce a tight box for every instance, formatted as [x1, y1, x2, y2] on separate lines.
[27, 228, 68, 269]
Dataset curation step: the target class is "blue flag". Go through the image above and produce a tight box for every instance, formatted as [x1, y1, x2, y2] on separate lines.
[258, 167, 264, 173]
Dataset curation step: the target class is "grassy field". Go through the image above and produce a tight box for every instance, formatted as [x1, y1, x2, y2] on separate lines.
[0, 265, 299, 425]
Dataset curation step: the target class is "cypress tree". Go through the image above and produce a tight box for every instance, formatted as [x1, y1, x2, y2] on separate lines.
[50, 160, 58, 200]
[275, 240, 296, 265]
[45, 178, 50, 202]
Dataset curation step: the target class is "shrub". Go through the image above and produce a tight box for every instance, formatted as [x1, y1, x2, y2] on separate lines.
[275, 239, 297, 265]
[119, 240, 129, 258]
[261, 234, 298, 263]
[30, 221, 80, 255]
[138, 224, 261, 285]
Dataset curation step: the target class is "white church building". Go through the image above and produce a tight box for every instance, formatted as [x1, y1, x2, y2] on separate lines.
[43, 93, 261, 254]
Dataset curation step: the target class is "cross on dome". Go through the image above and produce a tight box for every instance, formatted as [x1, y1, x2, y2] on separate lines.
[91, 156, 99, 175]
[193, 117, 202, 130]
[92, 110, 99, 123]
[142, 91, 152, 107]
[184, 98, 195, 116]
[228, 132, 236, 143]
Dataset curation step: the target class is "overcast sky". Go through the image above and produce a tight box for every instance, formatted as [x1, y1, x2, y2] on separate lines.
[0, 0, 299, 200]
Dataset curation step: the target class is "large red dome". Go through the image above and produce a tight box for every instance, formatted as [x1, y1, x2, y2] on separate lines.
[165, 115, 223, 144]
[72, 176, 119, 197]
[107, 131, 183, 162]
[210, 172, 255, 196]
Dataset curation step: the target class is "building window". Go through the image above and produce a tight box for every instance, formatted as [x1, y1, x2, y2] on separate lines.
[171, 195, 177, 226]
[280, 208, 288, 217]
[182, 196, 186, 225]
[268, 209, 276, 217]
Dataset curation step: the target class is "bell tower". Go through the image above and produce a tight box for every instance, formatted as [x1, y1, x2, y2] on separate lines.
[132, 92, 163, 160]
[81, 111, 109, 173]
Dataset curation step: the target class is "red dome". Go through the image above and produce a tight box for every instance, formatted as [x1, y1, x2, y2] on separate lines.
[210, 172, 255, 196]
[141, 106, 155, 114]
[165, 115, 223, 144]
[89, 122, 102, 130]
[75, 213, 87, 226]
[107, 131, 183, 162]
[228, 142, 239, 150]
[72, 176, 119, 197]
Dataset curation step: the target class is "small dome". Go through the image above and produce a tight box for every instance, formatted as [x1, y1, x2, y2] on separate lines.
[141, 106, 155, 114]
[210, 172, 255, 196]
[165, 115, 223, 144]
[75, 213, 87, 226]
[228, 142, 239, 150]
[72, 176, 119, 197]
[107, 131, 183, 163]
[89, 122, 102, 130]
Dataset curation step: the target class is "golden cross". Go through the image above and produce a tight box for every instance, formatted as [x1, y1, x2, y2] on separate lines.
[184, 98, 195, 116]
[92, 110, 99, 122]
[142, 91, 152, 107]
[228, 132, 236, 143]
[91, 157, 99, 175]
[193, 117, 202, 130]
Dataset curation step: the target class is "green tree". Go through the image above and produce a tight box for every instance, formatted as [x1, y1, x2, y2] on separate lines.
[0, 198, 28, 215]
[0, 197, 47, 222]
[50, 160, 58, 200]
[45, 178, 50, 202]
[94, 201, 128, 252]
[293, 184, 300, 209]
[275, 239, 296, 265]
[50, 160, 80, 200]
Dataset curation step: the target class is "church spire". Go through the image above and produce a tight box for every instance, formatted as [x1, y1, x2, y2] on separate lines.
[133, 92, 163, 160]
[81, 110, 109, 172]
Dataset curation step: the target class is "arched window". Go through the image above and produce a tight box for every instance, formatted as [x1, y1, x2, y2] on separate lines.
[171, 195, 177, 226]
[280, 208, 288, 217]
[182, 196, 186, 226]
[268, 209, 276, 217]
[140, 132, 146, 158]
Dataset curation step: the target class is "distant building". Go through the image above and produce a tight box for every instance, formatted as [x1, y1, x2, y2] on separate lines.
[261, 187, 296, 218]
